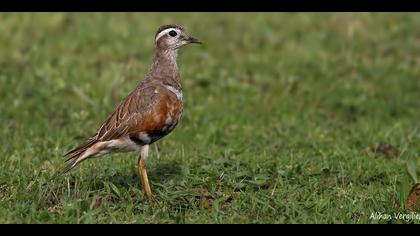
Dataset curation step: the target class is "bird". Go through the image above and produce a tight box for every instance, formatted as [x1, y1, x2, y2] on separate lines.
[63, 24, 201, 199]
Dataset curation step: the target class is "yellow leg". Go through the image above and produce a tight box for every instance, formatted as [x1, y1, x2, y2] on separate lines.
[138, 145, 153, 199]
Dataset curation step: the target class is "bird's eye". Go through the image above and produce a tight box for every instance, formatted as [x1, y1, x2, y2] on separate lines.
[169, 30, 178, 37]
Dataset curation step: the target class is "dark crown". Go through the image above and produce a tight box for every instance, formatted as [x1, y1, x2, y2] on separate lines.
[155, 24, 184, 39]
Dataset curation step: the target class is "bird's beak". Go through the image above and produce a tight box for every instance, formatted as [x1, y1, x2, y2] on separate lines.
[187, 36, 202, 44]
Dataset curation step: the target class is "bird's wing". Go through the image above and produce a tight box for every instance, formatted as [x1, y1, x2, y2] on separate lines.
[93, 83, 178, 142]
[94, 85, 156, 141]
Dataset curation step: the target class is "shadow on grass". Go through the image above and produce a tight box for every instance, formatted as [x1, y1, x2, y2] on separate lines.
[149, 160, 184, 183]
[94, 159, 184, 190]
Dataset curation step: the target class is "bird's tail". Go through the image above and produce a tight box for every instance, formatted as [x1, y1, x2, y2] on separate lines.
[62, 139, 97, 174]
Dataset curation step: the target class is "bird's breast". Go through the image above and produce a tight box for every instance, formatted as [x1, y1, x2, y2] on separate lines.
[131, 86, 183, 145]
[164, 85, 183, 101]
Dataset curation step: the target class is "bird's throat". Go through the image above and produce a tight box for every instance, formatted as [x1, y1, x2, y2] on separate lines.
[149, 49, 179, 79]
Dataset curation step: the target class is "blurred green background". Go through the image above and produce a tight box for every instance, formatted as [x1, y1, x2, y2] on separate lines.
[0, 13, 419, 223]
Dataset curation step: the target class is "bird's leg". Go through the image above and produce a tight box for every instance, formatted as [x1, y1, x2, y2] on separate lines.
[138, 145, 153, 199]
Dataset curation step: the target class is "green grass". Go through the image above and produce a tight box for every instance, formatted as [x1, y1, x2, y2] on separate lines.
[1, 13, 420, 223]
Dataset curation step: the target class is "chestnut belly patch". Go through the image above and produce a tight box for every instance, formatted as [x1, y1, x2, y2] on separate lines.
[130, 122, 178, 146]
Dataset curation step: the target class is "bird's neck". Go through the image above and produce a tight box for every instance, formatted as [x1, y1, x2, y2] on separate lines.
[149, 49, 180, 80]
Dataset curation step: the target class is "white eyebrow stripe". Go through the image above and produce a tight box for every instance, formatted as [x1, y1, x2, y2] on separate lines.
[155, 28, 179, 42]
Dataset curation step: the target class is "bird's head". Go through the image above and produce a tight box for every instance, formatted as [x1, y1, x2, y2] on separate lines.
[155, 24, 202, 51]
